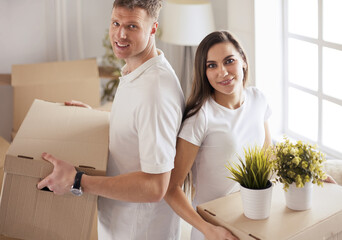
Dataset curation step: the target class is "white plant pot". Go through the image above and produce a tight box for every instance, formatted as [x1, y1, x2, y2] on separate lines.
[240, 181, 273, 220]
[284, 181, 313, 211]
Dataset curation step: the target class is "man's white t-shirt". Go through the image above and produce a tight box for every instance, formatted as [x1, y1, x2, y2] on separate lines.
[178, 87, 271, 240]
[97, 50, 184, 240]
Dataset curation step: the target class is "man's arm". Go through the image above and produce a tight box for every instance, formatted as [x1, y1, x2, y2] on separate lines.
[37, 153, 170, 202]
[82, 170, 170, 202]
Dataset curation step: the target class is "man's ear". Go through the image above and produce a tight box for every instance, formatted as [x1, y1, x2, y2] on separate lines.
[151, 22, 158, 35]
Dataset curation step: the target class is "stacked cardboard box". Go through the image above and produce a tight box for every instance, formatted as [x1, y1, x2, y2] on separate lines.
[0, 100, 109, 240]
[11, 59, 101, 135]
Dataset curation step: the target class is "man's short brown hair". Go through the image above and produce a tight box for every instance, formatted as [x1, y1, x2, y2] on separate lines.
[113, 0, 163, 20]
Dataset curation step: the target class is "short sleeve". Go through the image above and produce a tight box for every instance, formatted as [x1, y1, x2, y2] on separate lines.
[135, 71, 184, 174]
[251, 87, 272, 122]
[178, 109, 207, 146]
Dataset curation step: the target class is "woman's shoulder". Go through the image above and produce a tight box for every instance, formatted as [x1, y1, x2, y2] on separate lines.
[245, 86, 262, 95]
[245, 86, 267, 100]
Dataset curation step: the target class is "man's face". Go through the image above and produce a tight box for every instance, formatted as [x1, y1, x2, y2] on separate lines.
[109, 6, 156, 63]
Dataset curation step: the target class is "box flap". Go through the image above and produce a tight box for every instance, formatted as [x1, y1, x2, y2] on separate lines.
[11, 59, 100, 132]
[6, 99, 109, 177]
[0, 137, 10, 194]
[0, 138, 9, 169]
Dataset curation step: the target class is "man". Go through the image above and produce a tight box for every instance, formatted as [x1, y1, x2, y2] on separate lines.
[38, 0, 184, 239]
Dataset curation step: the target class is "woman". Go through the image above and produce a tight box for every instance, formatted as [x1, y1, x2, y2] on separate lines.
[164, 31, 272, 240]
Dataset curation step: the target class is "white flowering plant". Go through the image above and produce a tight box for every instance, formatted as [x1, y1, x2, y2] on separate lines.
[273, 136, 327, 191]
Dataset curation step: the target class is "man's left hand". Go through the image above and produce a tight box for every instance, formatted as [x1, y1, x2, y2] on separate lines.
[37, 152, 77, 195]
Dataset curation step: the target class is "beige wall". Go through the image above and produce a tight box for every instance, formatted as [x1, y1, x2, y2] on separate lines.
[0, 0, 113, 73]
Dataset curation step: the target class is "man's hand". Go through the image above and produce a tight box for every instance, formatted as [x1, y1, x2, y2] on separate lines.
[37, 153, 77, 195]
[65, 100, 92, 109]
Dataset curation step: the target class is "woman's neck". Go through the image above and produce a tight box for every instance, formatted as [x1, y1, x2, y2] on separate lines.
[213, 88, 244, 110]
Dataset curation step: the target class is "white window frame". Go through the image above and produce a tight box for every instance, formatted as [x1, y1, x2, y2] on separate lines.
[283, 0, 342, 159]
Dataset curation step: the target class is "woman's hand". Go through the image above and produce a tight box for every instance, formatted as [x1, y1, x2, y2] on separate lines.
[204, 224, 239, 240]
[65, 100, 92, 109]
[324, 174, 337, 184]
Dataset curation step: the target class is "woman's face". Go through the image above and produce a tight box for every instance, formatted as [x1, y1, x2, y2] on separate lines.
[206, 41, 246, 98]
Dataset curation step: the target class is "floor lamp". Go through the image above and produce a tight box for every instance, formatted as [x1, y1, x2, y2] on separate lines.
[160, 0, 215, 98]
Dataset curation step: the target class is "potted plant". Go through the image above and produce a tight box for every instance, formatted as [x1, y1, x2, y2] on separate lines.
[226, 145, 273, 220]
[272, 136, 327, 210]
[100, 29, 125, 103]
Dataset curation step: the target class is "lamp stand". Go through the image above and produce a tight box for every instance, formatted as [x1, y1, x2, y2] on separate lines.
[181, 46, 194, 99]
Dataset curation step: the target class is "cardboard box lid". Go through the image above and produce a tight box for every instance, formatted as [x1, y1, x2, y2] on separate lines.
[5, 99, 109, 178]
[197, 183, 342, 240]
[11, 59, 100, 132]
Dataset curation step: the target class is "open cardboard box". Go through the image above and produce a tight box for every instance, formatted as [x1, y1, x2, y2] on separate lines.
[197, 183, 342, 240]
[0, 99, 109, 240]
[11, 59, 101, 134]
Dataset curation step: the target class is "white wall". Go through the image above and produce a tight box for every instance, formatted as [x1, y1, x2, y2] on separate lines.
[226, 0, 255, 86]
[223, 0, 284, 137]
[0, 0, 113, 74]
[255, 0, 283, 137]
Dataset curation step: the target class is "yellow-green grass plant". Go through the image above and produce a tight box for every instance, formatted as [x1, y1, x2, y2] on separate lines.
[226, 146, 273, 189]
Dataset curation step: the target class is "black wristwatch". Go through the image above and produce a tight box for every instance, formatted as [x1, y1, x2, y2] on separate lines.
[70, 171, 85, 196]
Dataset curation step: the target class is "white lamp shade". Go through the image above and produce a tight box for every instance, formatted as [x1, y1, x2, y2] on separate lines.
[161, 0, 215, 46]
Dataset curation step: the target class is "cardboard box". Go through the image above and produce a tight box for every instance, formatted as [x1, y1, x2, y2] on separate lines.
[197, 183, 342, 240]
[0, 138, 18, 240]
[95, 101, 113, 112]
[90, 210, 98, 240]
[0, 137, 10, 196]
[0, 99, 109, 240]
[0, 75, 13, 143]
[11, 59, 101, 133]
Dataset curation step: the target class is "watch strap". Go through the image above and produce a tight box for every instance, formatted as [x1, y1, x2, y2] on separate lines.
[73, 171, 85, 189]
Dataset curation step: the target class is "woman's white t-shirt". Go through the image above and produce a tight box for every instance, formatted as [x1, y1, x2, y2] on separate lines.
[178, 87, 271, 240]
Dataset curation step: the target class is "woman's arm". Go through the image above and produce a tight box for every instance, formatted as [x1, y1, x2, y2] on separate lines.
[263, 121, 272, 148]
[164, 138, 238, 240]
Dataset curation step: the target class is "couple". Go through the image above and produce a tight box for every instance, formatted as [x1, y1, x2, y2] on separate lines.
[37, 1, 270, 240]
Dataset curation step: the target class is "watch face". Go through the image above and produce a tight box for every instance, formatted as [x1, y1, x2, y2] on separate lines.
[70, 188, 83, 196]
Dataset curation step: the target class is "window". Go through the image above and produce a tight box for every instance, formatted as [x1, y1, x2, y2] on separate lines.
[284, 0, 342, 158]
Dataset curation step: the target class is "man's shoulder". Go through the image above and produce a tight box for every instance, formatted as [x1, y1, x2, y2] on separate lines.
[144, 59, 176, 81]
